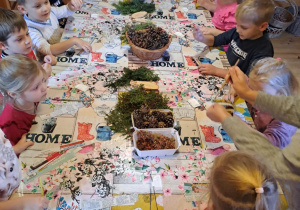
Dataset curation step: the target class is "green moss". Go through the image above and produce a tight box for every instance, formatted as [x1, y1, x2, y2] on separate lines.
[105, 66, 160, 91]
[105, 86, 170, 137]
[113, 0, 155, 15]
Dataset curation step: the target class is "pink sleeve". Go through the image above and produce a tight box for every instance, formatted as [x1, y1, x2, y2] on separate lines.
[212, 3, 237, 31]
[263, 119, 297, 149]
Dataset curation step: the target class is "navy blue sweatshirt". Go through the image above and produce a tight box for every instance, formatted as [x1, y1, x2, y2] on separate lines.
[213, 28, 274, 75]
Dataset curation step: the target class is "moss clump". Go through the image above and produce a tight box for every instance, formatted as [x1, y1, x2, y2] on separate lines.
[105, 66, 160, 92]
[105, 86, 170, 137]
[113, 0, 155, 15]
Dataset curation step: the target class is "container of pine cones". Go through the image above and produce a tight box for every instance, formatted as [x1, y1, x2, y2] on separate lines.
[133, 128, 181, 157]
[126, 25, 172, 60]
[131, 105, 175, 129]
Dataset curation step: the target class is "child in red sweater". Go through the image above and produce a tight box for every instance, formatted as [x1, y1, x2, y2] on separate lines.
[0, 55, 48, 155]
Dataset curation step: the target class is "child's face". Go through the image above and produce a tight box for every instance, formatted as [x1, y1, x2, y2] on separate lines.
[19, 0, 51, 22]
[1, 28, 32, 55]
[235, 19, 264, 40]
[21, 71, 48, 103]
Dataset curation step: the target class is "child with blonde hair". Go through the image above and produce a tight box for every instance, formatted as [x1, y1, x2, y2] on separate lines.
[17, 0, 92, 56]
[209, 151, 279, 209]
[247, 57, 298, 149]
[194, 0, 274, 77]
[0, 55, 48, 155]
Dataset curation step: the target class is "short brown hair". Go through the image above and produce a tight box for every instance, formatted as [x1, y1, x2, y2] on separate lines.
[16, 0, 26, 5]
[209, 151, 279, 210]
[235, 0, 275, 25]
[0, 8, 27, 44]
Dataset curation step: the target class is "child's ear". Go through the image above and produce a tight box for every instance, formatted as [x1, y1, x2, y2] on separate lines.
[18, 5, 28, 15]
[7, 91, 17, 99]
[0, 42, 7, 51]
[0, 42, 7, 50]
[259, 22, 269, 31]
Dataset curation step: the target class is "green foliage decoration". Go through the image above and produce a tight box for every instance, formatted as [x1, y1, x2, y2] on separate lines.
[105, 86, 170, 137]
[105, 66, 160, 91]
[113, 0, 155, 15]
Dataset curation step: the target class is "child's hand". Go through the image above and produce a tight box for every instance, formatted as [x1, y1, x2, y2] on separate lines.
[74, 38, 92, 53]
[228, 66, 250, 99]
[193, 24, 204, 42]
[44, 55, 57, 66]
[13, 133, 34, 155]
[68, 0, 84, 11]
[206, 103, 231, 123]
[42, 63, 52, 77]
[198, 63, 218, 75]
[20, 195, 49, 210]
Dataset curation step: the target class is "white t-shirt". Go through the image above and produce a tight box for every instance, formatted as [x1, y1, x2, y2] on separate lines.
[24, 5, 74, 55]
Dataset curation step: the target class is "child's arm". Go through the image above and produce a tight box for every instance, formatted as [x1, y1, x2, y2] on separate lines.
[197, 0, 217, 12]
[50, 37, 92, 56]
[263, 120, 297, 149]
[198, 64, 228, 78]
[13, 133, 34, 155]
[229, 66, 300, 127]
[206, 104, 299, 181]
[1, 194, 49, 210]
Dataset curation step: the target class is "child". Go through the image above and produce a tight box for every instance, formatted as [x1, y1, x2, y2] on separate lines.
[0, 129, 49, 209]
[17, 0, 92, 56]
[0, 8, 55, 76]
[0, 55, 48, 155]
[198, 0, 243, 36]
[209, 151, 278, 209]
[194, 0, 274, 77]
[248, 57, 298, 149]
[206, 66, 300, 209]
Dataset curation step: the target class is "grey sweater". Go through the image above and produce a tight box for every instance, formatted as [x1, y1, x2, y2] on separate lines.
[222, 92, 300, 209]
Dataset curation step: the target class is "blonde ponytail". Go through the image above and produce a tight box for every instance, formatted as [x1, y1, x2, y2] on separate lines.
[209, 151, 279, 210]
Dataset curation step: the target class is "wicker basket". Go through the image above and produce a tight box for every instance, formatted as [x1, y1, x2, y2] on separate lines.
[126, 31, 172, 60]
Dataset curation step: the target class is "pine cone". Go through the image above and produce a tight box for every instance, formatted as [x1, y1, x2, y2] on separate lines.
[149, 116, 158, 128]
[143, 122, 150, 128]
[151, 111, 160, 117]
[166, 112, 173, 117]
[135, 119, 144, 129]
[158, 121, 166, 128]
[156, 112, 166, 122]
[164, 115, 174, 127]
[143, 114, 151, 122]
[133, 109, 142, 120]
[140, 105, 150, 115]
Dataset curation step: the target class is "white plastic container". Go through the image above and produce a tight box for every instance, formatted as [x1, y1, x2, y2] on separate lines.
[133, 128, 181, 157]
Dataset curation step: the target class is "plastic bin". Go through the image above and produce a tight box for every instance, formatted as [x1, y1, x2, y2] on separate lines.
[267, 0, 298, 38]
[286, 6, 300, 36]
[133, 128, 181, 157]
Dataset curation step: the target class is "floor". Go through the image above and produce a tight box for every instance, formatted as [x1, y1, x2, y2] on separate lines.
[270, 32, 300, 142]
